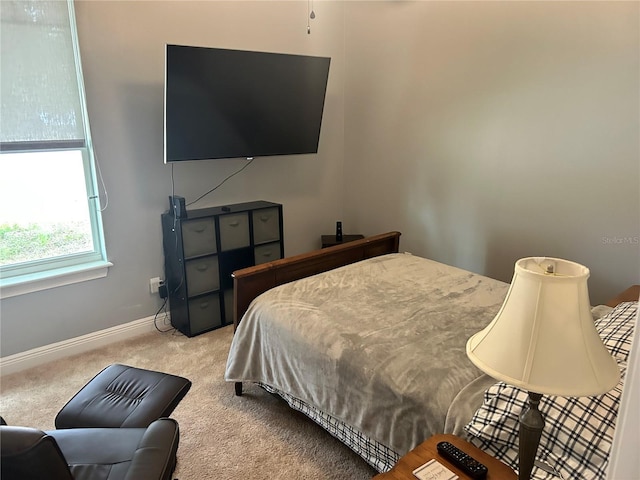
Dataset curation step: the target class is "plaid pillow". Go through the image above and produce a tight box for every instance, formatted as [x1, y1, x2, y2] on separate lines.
[594, 301, 637, 362]
[465, 362, 627, 480]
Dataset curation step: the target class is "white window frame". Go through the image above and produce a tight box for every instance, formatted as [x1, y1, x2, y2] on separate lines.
[0, 0, 111, 299]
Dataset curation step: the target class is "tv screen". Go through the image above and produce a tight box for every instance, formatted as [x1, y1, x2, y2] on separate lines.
[164, 45, 331, 162]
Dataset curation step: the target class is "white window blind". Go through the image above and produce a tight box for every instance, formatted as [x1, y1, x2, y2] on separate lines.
[1, 0, 85, 147]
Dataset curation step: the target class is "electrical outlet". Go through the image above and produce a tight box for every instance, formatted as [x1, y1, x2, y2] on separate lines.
[149, 277, 162, 294]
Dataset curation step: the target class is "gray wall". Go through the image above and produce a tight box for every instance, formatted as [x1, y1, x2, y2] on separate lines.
[1, 1, 638, 357]
[343, 1, 639, 304]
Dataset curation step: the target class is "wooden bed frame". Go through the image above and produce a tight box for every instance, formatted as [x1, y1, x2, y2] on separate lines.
[231, 231, 401, 395]
[605, 284, 640, 307]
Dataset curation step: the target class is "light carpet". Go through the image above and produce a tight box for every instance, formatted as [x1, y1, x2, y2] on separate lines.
[0, 325, 377, 479]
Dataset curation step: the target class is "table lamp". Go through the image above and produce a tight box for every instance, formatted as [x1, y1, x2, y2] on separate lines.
[466, 257, 620, 480]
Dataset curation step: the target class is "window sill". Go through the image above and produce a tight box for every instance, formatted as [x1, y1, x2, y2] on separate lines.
[0, 260, 113, 299]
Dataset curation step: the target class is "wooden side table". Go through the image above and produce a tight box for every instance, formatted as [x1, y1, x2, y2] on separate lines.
[321, 234, 365, 248]
[373, 434, 517, 480]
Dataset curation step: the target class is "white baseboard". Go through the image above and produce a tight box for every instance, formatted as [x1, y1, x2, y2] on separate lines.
[0, 315, 166, 376]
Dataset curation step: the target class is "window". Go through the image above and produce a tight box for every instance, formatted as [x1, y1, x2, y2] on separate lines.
[0, 0, 110, 298]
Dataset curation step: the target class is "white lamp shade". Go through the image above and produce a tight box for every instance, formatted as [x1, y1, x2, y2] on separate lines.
[467, 257, 620, 396]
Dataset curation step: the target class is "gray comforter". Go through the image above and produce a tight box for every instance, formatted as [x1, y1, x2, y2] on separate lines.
[225, 253, 508, 455]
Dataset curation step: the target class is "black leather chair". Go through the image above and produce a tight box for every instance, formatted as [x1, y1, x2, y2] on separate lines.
[1, 417, 179, 480]
[1, 364, 191, 480]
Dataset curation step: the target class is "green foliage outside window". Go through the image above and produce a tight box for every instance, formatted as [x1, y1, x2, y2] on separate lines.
[0, 222, 91, 265]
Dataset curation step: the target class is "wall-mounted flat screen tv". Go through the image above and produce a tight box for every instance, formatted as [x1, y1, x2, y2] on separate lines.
[164, 45, 331, 163]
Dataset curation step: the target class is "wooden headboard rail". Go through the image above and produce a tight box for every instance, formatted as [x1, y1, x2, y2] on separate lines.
[606, 285, 640, 307]
[232, 231, 401, 329]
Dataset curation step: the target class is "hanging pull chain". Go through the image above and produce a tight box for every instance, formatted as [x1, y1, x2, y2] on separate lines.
[307, 0, 316, 34]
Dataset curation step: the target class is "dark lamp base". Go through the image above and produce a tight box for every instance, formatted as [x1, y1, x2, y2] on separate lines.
[519, 391, 544, 480]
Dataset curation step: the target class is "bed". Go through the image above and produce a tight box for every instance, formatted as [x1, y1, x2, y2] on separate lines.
[224, 232, 638, 478]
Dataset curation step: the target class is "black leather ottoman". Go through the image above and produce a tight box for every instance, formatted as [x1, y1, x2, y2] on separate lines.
[55, 364, 191, 429]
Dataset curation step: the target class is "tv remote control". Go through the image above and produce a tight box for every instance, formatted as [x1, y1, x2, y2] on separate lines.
[437, 441, 488, 479]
